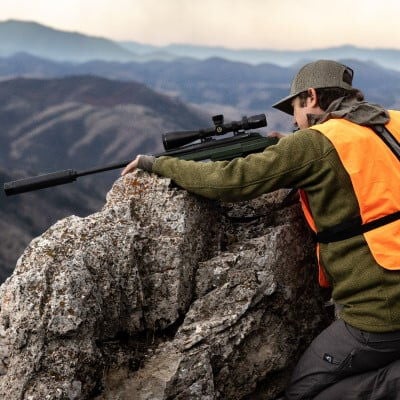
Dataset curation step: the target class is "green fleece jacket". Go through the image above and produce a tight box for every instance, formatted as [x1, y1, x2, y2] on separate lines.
[149, 126, 400, 333]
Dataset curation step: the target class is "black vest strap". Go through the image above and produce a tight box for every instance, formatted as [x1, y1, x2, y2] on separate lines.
[372, 125, 400, 161]
[316, 211, 400, 243]
[316, 124, 400, 244]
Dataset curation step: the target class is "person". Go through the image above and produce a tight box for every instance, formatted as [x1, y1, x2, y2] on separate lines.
[121, 60, 400, 399]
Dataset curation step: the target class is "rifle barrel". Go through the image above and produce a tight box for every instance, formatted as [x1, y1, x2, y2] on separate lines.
[77, 161, 131, 177]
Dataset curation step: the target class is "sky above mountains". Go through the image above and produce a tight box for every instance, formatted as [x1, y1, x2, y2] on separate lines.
[1, 0, 400, 50]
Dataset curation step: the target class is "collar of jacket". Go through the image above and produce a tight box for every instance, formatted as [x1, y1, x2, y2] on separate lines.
[307, 97, 390, 127]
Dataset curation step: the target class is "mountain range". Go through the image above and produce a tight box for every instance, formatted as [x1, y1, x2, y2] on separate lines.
[0, 52, 399, 127]
[1, 19, 400, 70]
[0, 19, 399, 123]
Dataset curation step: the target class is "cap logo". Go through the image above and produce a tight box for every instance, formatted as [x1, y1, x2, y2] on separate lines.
[343, 67, 353, 85]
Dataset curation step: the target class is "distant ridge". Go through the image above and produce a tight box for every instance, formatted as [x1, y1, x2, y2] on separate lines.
[0, 19, 137, 62]
[1, 20, 400, 70]
[121, 41, 400, 70]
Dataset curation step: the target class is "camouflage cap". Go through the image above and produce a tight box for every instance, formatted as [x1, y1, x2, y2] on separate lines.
[272, 60, 355, 115]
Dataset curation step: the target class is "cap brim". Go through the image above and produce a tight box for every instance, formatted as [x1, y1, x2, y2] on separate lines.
[272, 93, 296, 115]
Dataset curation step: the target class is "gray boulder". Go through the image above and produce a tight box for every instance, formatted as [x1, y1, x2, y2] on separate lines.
[0, 171, 330, 399]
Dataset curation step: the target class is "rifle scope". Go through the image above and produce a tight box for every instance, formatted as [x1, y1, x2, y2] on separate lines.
[162, 114, 267, 150]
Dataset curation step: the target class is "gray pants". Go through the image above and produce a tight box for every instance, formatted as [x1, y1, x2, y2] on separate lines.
[285, 319, 400, 400]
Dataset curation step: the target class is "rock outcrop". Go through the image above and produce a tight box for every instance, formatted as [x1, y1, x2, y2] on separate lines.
[0, 171, 331, 399]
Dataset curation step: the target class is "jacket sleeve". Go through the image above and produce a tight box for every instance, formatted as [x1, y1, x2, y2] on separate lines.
[152, 129, 335, 202]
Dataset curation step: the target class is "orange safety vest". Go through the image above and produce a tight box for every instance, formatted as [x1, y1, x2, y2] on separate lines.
[300, 110, 400, 287]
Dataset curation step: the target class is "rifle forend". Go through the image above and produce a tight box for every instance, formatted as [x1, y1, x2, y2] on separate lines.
[3, 113, 278, 196]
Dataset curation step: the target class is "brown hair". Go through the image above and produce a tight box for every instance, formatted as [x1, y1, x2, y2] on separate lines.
[298, 87, 365, 111]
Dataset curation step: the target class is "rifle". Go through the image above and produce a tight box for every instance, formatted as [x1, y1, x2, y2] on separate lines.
[3, 113, 278, 196]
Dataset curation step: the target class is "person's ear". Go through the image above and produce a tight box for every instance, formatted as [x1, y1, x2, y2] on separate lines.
[307, 88, 318, 107]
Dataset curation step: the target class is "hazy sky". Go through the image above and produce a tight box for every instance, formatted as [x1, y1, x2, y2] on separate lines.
[1, 0, 400, 50]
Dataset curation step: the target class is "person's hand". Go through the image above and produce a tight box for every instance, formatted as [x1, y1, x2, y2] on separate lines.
[121, 155, 140, 176]
[268, 131, 285, 139]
